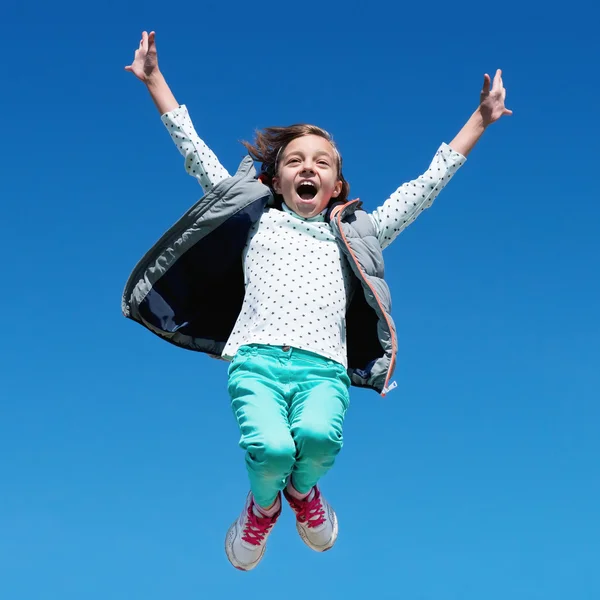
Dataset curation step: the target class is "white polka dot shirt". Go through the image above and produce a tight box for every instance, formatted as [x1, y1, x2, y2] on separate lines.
[161, 105, 466, 366]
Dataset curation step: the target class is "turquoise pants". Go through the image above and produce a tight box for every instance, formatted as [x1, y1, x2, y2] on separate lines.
[227, 344, 351, 508]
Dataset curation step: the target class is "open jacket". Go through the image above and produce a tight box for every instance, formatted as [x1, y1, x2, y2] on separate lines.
[122, 156, 397, 396]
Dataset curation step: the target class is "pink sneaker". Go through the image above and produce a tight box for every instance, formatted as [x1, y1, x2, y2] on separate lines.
[225, 492, 281, 571]
[283, 486, 338, 552]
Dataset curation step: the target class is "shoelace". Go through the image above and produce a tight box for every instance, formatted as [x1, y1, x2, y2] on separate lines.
[242, 503, 276, 546]
[289, 488, 326, 528]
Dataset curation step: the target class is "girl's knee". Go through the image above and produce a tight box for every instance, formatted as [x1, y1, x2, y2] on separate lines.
[293, 422, 343, 458]
[251, 436, 296, 477]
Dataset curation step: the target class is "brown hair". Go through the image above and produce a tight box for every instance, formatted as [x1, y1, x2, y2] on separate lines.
[241, 124, 350, 205]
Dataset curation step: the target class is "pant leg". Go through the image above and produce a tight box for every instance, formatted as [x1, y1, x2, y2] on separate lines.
[227, 346, 296, 508]
[287, 353, 351, 494]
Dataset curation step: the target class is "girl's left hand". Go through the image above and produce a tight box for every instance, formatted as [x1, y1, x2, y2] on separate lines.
[479, 69, 513, 126]
[125, 31, 159, 83]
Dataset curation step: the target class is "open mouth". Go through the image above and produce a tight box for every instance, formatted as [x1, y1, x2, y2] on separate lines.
[296, 181, 318, 200]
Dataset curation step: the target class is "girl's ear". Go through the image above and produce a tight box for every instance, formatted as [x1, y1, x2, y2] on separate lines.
[272, 176, 281, 194]
[332, 179, 343, 197]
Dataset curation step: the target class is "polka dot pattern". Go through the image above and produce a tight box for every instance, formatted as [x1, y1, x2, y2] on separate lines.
[161, 105, 230, 192]
[370, 144, 466, 249]
[222, 204, 355, 366]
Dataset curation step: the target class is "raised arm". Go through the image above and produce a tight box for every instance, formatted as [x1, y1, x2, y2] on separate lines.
[370, 68, 512, 249]
[125, 31, 230, 192]
[369, 143, 466, 250]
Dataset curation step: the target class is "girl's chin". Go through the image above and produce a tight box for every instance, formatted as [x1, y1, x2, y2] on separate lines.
[293, 195, 327, 213]
[297, 198, 317, 208]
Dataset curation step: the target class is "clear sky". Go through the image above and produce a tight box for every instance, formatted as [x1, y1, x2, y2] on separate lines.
[1, 1, 599, 598]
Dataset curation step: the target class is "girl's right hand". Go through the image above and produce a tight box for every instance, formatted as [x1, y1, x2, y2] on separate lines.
[125, 31, 159, 83]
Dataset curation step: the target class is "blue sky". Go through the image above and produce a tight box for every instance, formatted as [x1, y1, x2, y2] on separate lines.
[1, 1, 599, 598]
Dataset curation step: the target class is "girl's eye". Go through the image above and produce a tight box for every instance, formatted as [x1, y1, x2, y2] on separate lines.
[318, 160, 330, 167]
[287, 158, 300, 164]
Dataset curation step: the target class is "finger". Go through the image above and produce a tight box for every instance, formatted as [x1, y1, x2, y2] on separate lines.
[492, 68, 502, 91]
[504, 108, 513, 116]
[141, 30, 148, 50]
[482, 73, 491, 94]
[148, 31, 156, 49]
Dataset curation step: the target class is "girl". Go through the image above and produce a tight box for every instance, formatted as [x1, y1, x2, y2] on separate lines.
[124, 31, 511, 571]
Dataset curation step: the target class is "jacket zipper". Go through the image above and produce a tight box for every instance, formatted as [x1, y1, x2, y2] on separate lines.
[334, 201, 397, 396]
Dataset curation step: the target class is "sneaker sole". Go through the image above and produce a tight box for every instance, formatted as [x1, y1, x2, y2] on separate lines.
[224, 519, 266, 571]
[296, 509, 338, 552]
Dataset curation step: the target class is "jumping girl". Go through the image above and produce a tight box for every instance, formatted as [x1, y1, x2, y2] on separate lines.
[124, 30, 512, 571]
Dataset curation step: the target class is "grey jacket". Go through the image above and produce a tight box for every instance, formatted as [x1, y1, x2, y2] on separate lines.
[122, 156, 397, 395]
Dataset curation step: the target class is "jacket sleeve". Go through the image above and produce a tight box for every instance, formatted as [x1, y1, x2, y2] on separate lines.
[161, 105, 231, 194]
[369, 143, 466, 250]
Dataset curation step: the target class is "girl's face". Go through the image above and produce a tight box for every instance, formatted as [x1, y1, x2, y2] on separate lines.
[272, 135, 343, 219]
